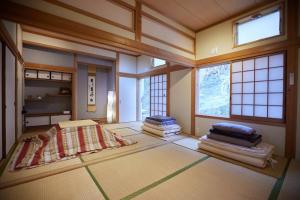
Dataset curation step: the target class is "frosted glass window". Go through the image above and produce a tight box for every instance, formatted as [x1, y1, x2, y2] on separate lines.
[232, 83, 242, 93]
[268, 93, 283, 105]
[236, 9, 281, 45]
[232, 72, 242, 83]
[232, 94, 242, 104]
[242, 105, 253, 116]
[255, 94, 267, 105]
[255, 106, 267, 117]
[232, 62, 242, 72]
[243, 94, 254, 104]
[243, 82, 254, 93]
[243, 59, 254, 71]
[197, 63, 230, 117]
[255, 81, 268, 93]
[243, 71, 254, 82]
[150, 74, 167, 116]
[269, 80, 283, 92]
[153, 58, 166, 67]
[269, 54, 284, 67]
[255, 69, 268, 81]
[255, 57, 268, 69]
[268, 106, 283, 119]
[269, 67, 283, 80]
[232, 105, 241, 115]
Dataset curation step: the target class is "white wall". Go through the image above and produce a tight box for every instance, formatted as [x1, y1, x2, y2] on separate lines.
[137, 55, 152, 73]
[23, 46, 74, 67]
[296, 48, 300, 160]
[77, 55, 114, 67]
[2, 20, 17, 44]
[119, 54, 137, 74]
[195, 117, 286, 156]
[119, 77, 137, 122]
[170, 69, 192, 134]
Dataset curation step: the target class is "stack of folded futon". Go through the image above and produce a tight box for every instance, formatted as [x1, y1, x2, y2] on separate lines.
[142, 116, 181, 137]
[198, 122, 274, 168]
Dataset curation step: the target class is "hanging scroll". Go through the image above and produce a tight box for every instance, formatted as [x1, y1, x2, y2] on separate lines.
[87, 66, 96, 112]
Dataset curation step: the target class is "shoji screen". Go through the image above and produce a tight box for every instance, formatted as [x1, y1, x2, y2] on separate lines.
[150, 74, 167, 116]
[5, 46, 16, 153]
[231, 53, 285, 120]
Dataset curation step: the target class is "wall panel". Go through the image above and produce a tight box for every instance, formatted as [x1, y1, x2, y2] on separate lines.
[119, 53, 137, 74]
[297, 48, 300, 160]
[0, 42, 2, 160]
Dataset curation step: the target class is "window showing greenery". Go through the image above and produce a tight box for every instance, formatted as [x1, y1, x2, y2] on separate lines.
[235, 6, 282, 45]
[139, 77, 150, 121]
[197, 64, 230, 117]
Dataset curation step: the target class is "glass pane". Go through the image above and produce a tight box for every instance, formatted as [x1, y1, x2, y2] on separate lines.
[231, 105, 241, 115]
[159, 75, 163, 82]
[243, 82, 254, 93]
[243, 71, 254, 82]
[242, 105, 253, 116]
[153, 58, 166, 67]
[269, 80, 283, 92]
[163, 82, 166, 89]
[243, 94, 254, 104]
[163, 89, 167, 97]
[163, 98, 166, 104]
[268, 106, 283, 119]
[163, 74, 167, 81]
[255, 56, 268, 69]
[255, 94, 267, 105]
[198, 64, 230, 117]
[232, 72, 242, 83]
[255, 81, 268, 93]
[255, 69, 268, 81]
[232, 83, 242, 93]
[151, 76, 155, 82]
[269, 54, 284, 67]
[237, 10, 281, 45]
[232, 94, 242, 104]
[232, 61, 242, 72]
[269, 67, 283, 80]
[243, 59, 254, 71]
[268, 93, 283, 105]
[255, 106, 267, 117]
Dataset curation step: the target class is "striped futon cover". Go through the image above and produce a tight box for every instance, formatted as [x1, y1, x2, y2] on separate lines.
[11, 125, 136, 170]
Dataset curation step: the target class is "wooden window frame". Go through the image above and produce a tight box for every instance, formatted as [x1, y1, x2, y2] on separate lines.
[233, 3, 285, 47]
[150, 73, 168, 116]
[195, 51, 286, 127]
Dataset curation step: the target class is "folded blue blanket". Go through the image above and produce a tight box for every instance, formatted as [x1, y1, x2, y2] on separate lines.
[208, 133, 261, 147]
[146, 116, 175, 122]
[212, 122, 255, 135]
[209, 128, 261, 143]
[145, 118, 177, 126]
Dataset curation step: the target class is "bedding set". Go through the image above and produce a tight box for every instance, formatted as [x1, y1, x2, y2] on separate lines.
[10, 124, 136, 170]
[142, 116, 181, 137]
[198, 123, 274, 168]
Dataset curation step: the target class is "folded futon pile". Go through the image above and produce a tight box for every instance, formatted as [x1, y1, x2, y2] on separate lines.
[11, 124, 136, 170]
[198, 123, 274, 168]
[142, 116, 181, 137]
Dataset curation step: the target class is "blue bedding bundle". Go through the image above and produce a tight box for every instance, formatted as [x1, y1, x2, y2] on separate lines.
[145, 116, 177, 126]
[207, 122, 262, 147]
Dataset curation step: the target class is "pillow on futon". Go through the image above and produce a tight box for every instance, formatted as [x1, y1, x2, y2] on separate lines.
[212, 122, 255, 135]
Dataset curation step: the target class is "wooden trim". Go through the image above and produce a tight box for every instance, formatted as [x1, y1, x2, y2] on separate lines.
[0, 1, 195, 66]
[77, 61, 112, 71]
[195, 115, 286, 127]
[196, 38, 300, 66]
[141, 12, 195, 40]
[1, 42, 6, 158]
[138, 64, 190, 78]
[117, 72, 138, 78]
[108, 0, 136, 11]
[191, 68, 196, 136]
[24, 62, 76, 73]
[196, 0, 281, 32]
[142, 33, 194, 55]
[44, 0, 135, 32]
[141, 1, 194, 34]
[167, 71, 170, 116]
[135, 0, 142, 42]
[72, 54, 77, 120]
[0, 21, 24, 65]
[115, 53, 120, 123]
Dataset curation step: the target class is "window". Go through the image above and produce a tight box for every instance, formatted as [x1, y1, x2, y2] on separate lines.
[150, 74, 167, 116]
[196, 52, 285, 122]
[231, 53, 285, 119]
[152, 58, 166, 68]
[197, 64, 230, 117]
[139, 77, 150, 121]
[234, 5, 282, 46]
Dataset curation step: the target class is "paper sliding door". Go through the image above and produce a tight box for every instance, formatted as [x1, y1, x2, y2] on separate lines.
[119, 77, 137, 122]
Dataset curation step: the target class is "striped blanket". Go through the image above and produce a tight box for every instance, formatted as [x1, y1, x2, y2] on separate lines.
[11, 125, 136, 170]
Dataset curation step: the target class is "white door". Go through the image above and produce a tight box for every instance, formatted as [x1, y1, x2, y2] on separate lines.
[119, 77, 137, 122]
[5, 47, 16, 154]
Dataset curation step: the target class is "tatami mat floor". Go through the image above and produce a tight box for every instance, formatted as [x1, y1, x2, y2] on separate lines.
[0, 122, 299, 200]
